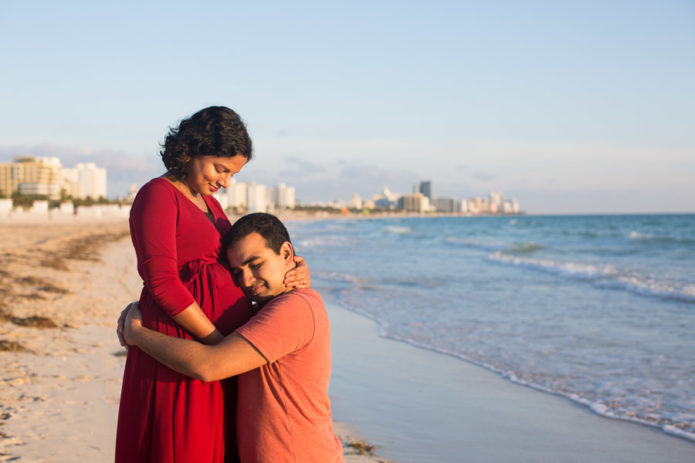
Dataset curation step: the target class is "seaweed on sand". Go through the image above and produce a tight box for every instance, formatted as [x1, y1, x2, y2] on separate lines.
[344, 439, 376, 456]
[0, 309, 59, 329]
[9, 315, 59, 329]
[17, 276, 70, 294]
[39, 231, 130, 270]
[0, 339, 27, 352]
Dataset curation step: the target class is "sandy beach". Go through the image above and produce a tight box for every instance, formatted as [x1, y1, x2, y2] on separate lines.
[0, 218, 388, 462]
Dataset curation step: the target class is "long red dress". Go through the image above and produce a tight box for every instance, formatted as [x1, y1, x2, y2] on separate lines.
[115, 178, 252, 463]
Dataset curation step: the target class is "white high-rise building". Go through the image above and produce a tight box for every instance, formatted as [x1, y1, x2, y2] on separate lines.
[271, 183, 296, 209]
[488, 192, 504, 210]
[61, 162, 107, 199]
[215, 178, 248, 210]
[503, 199, 520, 213]
[246, 182, 268, 212]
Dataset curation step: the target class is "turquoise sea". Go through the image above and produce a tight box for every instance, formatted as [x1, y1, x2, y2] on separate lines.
[286, 214, 695, 442]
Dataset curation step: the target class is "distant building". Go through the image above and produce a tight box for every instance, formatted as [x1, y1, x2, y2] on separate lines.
[348, 193, 362, 210]
[468, 197, 483, 214]
[7, 156, 62, 200]
[415, 181, 432, 199]
[503, 199, 519, 213]
[271, 183, 296, 209]
[373, 196, 395, 209]
[0, 156, 107, 200]
[458, 193, 520, 215]
[61, 162, 107, 199]
[488, 192, 504, 207]
[246, 182, 268, 212]
[397, 192, 426, 213]
[215, 180, 297, 212]
[228, 179, 249, 209]
[433, 197, 459, 213]
[214, 178, 248, 210]
[0, 163, 21, 197]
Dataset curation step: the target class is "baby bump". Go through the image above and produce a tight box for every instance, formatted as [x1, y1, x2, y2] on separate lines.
[180, 260, 251, 334]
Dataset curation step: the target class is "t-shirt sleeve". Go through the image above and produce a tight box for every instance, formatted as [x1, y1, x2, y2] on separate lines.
[235, 293, 316, 363]
[130, 181, 195, 316]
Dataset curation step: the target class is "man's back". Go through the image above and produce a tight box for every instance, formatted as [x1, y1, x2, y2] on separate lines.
[235, 288, 343, 463]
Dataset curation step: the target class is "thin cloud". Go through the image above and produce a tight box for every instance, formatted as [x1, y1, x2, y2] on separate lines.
[471, 171, 497, 182]
[277, 156, 327, 177]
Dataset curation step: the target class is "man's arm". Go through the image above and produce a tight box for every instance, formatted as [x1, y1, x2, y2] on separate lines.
[124, 305, 267, 382]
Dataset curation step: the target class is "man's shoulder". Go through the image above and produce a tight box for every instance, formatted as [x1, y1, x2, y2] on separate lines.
[265, 288, 325, 313]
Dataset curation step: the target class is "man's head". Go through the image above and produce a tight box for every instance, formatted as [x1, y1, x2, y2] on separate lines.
[223, 213, 295, 304]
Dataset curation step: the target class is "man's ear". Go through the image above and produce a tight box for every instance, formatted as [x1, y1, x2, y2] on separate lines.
[280, 241, 294, 265]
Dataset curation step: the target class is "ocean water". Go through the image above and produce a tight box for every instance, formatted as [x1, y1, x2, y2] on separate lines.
[286, 214, 695, 442]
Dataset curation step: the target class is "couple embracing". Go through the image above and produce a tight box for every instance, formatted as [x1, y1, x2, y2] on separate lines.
[115, 106, 343, 463]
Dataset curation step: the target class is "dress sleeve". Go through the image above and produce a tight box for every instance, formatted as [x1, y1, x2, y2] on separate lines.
[234, 292, 316, 363]
[130, 181, 195, 316]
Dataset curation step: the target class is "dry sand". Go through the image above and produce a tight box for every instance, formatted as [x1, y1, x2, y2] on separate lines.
[0, 218, 389, 462]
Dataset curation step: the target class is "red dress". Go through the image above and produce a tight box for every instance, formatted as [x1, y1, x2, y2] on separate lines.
[115, 178, 252, 463]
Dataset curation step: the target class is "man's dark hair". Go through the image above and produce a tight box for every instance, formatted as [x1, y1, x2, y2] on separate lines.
[223, 213, 291, 255]
[160, 106, 253, 181]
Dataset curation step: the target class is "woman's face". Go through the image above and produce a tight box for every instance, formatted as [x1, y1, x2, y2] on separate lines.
[185, 155, 247, 196]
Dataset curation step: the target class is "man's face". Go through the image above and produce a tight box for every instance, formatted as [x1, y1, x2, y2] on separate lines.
[226, 232, 293, 304]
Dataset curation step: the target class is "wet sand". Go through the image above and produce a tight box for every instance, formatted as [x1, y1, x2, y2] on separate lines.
[328, 302, 695, 462]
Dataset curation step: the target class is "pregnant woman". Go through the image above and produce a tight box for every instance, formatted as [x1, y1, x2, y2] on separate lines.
[115, 106, 309, 462]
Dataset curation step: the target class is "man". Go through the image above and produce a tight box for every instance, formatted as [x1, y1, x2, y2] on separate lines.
[122, 213, 344, 463]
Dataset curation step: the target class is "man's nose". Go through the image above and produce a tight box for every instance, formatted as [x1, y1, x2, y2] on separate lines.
[241, 269, 255, 288]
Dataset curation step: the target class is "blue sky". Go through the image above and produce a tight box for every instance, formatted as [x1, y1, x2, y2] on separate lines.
[1, 1, 693, 213]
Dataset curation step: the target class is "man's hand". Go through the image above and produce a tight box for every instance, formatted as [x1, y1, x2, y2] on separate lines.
[117, 302, 142, 347]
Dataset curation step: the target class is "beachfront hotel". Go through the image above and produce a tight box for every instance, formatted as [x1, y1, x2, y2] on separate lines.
[0, 156, 106, 200]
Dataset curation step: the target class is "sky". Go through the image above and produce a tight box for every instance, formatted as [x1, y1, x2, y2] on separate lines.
[1, 1, 693, 214]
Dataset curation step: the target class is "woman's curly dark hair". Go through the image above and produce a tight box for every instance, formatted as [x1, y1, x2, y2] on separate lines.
[160, 106, 253, 180]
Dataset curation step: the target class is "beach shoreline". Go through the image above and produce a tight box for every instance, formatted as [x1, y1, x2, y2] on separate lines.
[327, 300, 695, 462]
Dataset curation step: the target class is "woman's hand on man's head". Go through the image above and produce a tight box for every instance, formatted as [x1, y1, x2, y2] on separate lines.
[284, 255, 311, 289]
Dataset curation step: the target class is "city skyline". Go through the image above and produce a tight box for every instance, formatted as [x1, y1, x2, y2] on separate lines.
[1, 2, 693, 214]
[0, 153, 524, 216]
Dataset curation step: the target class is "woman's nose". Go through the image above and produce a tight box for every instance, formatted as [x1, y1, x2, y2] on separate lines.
[218, 173, 231, 188]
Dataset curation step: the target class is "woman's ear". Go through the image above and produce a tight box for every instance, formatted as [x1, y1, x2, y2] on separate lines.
[281, 241, 294, 265]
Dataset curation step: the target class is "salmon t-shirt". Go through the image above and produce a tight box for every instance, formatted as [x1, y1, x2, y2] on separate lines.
[234, 288, 344, 463]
